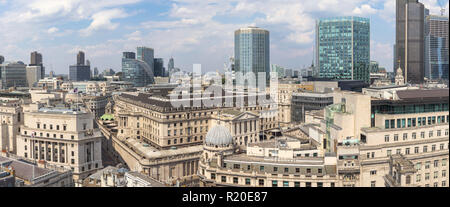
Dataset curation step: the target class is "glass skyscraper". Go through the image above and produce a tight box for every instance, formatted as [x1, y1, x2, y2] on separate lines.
[137, 47, 154, 73]
[234, 26, 270, 87]
[425, 15, 449, 80]
[315, 16, 370, 83]
[122, 50, 154, 87]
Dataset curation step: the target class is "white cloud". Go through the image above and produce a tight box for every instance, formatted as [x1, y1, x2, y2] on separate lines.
[353, 4, 378, 15]
[80, 8, 129, 36]
[47, 27, 59, 34]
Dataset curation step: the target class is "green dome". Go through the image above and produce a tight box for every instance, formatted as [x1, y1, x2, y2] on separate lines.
[100, 114, 114, 121]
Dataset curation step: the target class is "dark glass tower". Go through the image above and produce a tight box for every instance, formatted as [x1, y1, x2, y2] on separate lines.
[395, 0, 425, 84]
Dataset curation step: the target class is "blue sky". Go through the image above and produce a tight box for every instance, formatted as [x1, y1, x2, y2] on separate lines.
[0, 0, 448, 74]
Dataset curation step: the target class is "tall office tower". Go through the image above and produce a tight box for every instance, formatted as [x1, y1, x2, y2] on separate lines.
[29, 52, 45, 79]
[0, 61, 27, 89]
[137, 47, 154, 74]
[30, 51, 43, 66]
[235, 26, 270, 87]
[315, 16, 370, 83]
[395, 0, 425, 84]
[86, 60, 91, 66]
[154, 58, 165, 77]
[425, 15, 449, 80]
[77, 51, 85, 66]
[0, 55, 4, 64]
[70, 52, 91, 81]
[122, 51, 154, 87]
[93, 67, 99, 78]
[168, 57, 174, 76]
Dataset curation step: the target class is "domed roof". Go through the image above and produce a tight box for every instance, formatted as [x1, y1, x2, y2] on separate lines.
[205, 125, 233, 146]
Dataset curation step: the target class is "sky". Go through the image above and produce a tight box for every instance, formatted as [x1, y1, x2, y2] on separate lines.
[0, 0, 448, 74]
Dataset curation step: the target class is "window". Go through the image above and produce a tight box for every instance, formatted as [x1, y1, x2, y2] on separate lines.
[437, 130, 442, 137]
[305, 182, 311, 187]
[306, 168, 311, 174]
[384, 135, 389, 142]
[406, 175, 411, 184]
[416, 163, 422, 170]
[272, 180, 278, 187]
[421, 132, 425, 138]
[221, 176, 226, 183]
[283, 181, 289, 187]
[260, 166, 265, 171]
[434, 171, 439, 179]
[294, 182, 300, 187]
[317, 182, 323, 187]
[387, 150, 392, 156]
[425, 161, 430, 169]
[403, 133, 408, 140]
[433, 160, 438, 167]
[371, 181, 376, 187]
[370, 170, 377, 175]
[284, 168, 289, 173]
[396, 149, 401, 154]
[415, 147, 419, 154]
[442, 170, 447, 178]
[211, 174, 216, 180]
[385, 120, 390, 129]
[425, 173, 430, 180]
[423, 146, 428, 153]
[429, 131, 433, 138]
[412, 132, 416, 139]
[245, 178, 251, 185]
[441, 144, 445, 150]
[405, 148, 410, 155]
[273, 167, 278, 172]
[394, 134, 399, 141]
[443, 159, 447, 167]
[259, 179, 264, 186]
[432, 145, 436, 151]
[416, 174, 421, 182]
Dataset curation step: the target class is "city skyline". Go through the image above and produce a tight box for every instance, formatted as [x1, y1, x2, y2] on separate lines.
[0, 0, 448, 75]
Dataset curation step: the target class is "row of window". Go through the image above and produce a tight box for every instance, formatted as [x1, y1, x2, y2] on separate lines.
[415, 159, 448, 171]
[24, 131, 75, 140]
[226, 164, 324, 175]
[385, 144, 448, 157]
[384, 129, 449, 143]
[167, 136, 203, 145]
[213, 174, 334, 187]
[385, 115, 448, 129]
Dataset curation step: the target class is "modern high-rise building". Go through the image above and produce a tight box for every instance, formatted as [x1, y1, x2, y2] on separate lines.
[395, 0, 426, 84]
[234, 26, 270, 87]
[315, 16, 370, 83]
[93, 67, 99, 78]
[122, 51, 154, 87]
[29, 51, 45, 80]
[168, 57, 174, 77]
[30, 51, 43, 66]
[0, 61, 27, 89]
[137, 47, 154, 74]
[69, 51, 91, 81]
[425, 15, 449, 80]
[270, 64, 285, 78]
[154, 58, 165, 77]
[0, 55, 4, 65]
[77, 51, 85, 66]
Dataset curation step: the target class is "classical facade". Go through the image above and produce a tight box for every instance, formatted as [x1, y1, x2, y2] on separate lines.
[16, 105, 103, 184]
[0, 98, 23, 154]
[198, 124, 339, 187]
